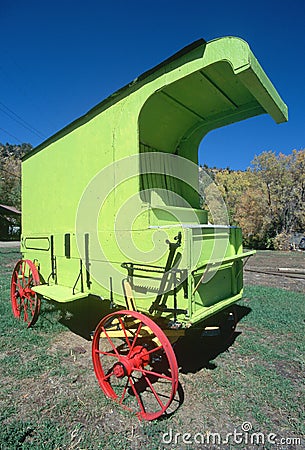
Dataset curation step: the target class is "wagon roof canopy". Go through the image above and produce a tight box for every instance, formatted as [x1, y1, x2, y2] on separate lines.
[24, 36, 288, 161]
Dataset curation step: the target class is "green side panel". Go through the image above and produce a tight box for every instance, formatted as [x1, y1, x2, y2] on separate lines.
[193, 267, 233, 307]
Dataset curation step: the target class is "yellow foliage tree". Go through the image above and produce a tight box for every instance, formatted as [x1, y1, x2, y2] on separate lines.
[212, 149, 305, 248]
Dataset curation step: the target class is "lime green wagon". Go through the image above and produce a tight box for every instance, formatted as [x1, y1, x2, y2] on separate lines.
[11, 37, 287, 420]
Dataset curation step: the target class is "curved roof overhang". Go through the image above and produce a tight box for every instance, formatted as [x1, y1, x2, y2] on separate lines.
[138, 36, 288, 154]
[24, 37, 287, 161]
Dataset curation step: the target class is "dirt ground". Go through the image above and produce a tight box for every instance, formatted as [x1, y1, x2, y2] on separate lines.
[244, 250, 305, 293]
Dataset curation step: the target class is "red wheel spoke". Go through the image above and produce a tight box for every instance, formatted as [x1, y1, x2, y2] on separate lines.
[118, 317, 132, 349]
[128, 322, 143, 356]
[143, 374, 165, 409]
[28, 299, 36, 315]
[119, 377, 130, 405]
[101, 326, 120, 357]
[23, 294, 32, 307]
[102, 371, 114, 381]
[15, 277, 23, 291]
[95, 350, 118, 358]
[133, 367, 173, 382]
[129, 375, 146, 414]
[145, 345, 163, 356]
[23, 302, 28, 323]
[21, 262, 26, 285]
[25, 276, 33, 288]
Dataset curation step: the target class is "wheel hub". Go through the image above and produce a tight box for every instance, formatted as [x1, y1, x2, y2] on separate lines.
[113, 345, 150, 378]
[113, 363, 126, 378]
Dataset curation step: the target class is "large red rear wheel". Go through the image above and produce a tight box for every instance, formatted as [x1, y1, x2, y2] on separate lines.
[11, 259, 41, 327]
[92, 310, 179, 420]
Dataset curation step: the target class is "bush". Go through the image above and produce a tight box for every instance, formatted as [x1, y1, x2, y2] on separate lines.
[272, 231, 291, 251]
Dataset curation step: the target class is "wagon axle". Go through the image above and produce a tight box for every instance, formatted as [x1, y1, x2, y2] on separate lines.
[112, 345, 150, 379]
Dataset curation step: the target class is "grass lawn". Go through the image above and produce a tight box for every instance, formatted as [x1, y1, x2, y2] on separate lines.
[0, 247, 304, 449]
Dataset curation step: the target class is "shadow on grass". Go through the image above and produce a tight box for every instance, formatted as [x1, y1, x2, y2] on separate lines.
[36, 300, 251, 420]
[39, 300, 252, 369]
[174, 305, 251, 374]
[40, 295, 113, 340]
[158, 381, 185, 421]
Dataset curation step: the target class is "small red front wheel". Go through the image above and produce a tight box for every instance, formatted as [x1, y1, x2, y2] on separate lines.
[92, 310, 179, 420]
[10, 259, 41, 327]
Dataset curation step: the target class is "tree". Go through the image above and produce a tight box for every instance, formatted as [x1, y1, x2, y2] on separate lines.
[0, 143, 32, 209]
[0, 156, 21, 209]
[251, 150, 305, 237]
[210, 149, 305, 249]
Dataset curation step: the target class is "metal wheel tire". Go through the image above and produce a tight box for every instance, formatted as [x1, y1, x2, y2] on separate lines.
[11, 259, 41, 327]
[92, 310, 179, 420]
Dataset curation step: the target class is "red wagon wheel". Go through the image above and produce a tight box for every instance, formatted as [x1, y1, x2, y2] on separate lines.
[92, 310, 179, 420]
[11, 259, 41, 327]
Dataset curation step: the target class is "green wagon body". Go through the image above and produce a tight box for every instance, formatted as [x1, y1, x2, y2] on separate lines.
[12, 36, 287, 420]
[20, 37, 287, 328]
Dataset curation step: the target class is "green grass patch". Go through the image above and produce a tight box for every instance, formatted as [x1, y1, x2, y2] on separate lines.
[0, 248, 304, 449]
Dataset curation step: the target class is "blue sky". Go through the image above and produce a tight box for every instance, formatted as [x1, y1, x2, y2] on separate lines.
[1, 0, 304, 169]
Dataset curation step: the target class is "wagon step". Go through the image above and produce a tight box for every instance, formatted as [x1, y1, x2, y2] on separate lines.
[32, 284, 88, 303]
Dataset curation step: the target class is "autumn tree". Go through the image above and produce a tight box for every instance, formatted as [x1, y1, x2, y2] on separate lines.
[0, 143, 32, 210]
[251, 150, 305, 238]
[0, 156, 21, 209]
[213, 169, 255, 224]
[213, 149, 305, 248]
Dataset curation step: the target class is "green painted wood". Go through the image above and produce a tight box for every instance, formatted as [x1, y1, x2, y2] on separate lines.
[21, 36, 287, 325]
[32, 284, 87, 302]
